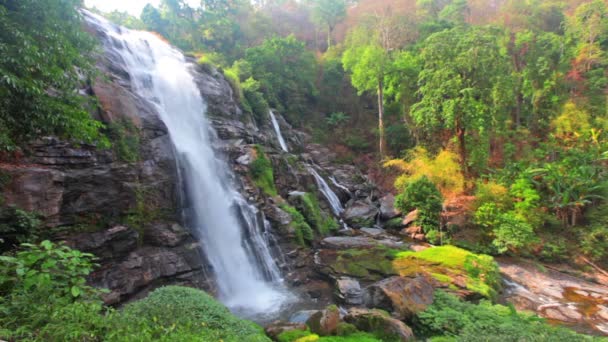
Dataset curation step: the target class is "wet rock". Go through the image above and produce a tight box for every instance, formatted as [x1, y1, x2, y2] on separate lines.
[92, 78, 142, 127]
[264, 321, 307, 341]
[364, 275, 435, 320]
[335, 277, 364, 305]
[344, 307, 414, 341]
[360, 227, 385, 237]
[379, 194, 400, 220]
[343, 200, 378, 228]
[307, 305, 341, 336]
[540, 304, 583, 322]
[289, 310, 320, 324]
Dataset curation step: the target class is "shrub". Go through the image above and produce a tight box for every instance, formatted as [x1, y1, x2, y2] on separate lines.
[0, 207, 40, 252]
[394, 176, 443, 235]
[416, 291, 597, 341]
[110, 286, 270, 342]
[243, 78, 270, 123]
[250, 145, 278, 196]
[107, 118, 140, 163]
[473, 181, 510, 210]
[580, 225, 608, 262]
[0, 241, 104, 341]
[492, 212, 537, 254]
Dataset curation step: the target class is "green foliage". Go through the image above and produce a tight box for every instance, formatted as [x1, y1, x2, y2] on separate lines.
[394, 176, 443, 235]
[242, 77, 270, 123]
[0, 207, 40, 252]
[110, 286, 270, 342]
[280, 204, 314, 246]
[580, 225, 608, 262]
[416, 291, 599, 341]
[0, 0, 107, 150]
[245, 35, 317, 125]
[278, 329, 313, 342]
[108, 119, 140, 163]
[326, 112, 350, 127]
[0, 241, 103, 340]
[250, 145, 278, 196]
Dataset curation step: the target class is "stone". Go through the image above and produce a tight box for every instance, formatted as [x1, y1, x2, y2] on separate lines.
[144, 222, 190, 247]
[321, 236, 404, 250]
[364, 275, 435, 320]
[335, 277, 364, 305]
[380, 194, 400, 220]
[403, 226, 422, 235]
[264, 321, 307, 341]
[343, 200, 378, 228]
[66, 225, 138, 262]
[289, 310, 320, 324]
[360, 227, 385, 237]
[306, 306, 341, 336]
[402, 209, 419, 226]
[344, 307, 414, 341]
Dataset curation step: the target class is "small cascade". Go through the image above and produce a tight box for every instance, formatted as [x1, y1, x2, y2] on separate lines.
[84, 11, 290, 318]
[307, 165, 344, 216]
[269, 110, 289, 152]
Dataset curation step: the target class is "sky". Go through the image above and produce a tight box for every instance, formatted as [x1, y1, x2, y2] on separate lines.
[84, 0, 200, 16]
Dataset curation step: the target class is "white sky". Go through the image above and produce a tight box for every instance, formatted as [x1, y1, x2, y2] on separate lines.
[84, 0, 199, 16]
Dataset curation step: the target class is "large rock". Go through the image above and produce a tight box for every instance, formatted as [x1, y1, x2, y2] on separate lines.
[65, 225, 138, 262]
[364, 275, 435, 320]
[379, 194, 400, 220]
[335, 277, 364, 305]
[344, 308, 414, 341]
[306, 305, 341, 336]
[343, 200, 378, 228]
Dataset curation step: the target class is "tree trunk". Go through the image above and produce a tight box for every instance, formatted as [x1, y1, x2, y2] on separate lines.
[378, 80, 386, 159]
[327, 25, 332, 49]
[456, 121, 467, 177]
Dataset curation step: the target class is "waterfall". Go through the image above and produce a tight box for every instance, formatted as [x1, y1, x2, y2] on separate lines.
[269, 110, 289, 152]
[307, 166, 344, 216]
[84, 12, 289, 316]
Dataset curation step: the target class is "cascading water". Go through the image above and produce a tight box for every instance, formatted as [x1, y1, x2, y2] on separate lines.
[84, 11, 289, 316]
[269, 110, 289, 152]
[307, 166, 344, 216]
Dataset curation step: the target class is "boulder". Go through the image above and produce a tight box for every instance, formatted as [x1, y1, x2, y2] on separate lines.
[343, 200, 378, 228]
[306, 305, 341, 336]
[344, 307, 414, 341]
[264, 321, 307, 341]
[321, 236, 404, 250]
[379, 194, 400, 220]
[360, 227, 385, 237]
[402, 210, 419, 227]
[364, 275, 435, 320]
[335, 277, 364, 305]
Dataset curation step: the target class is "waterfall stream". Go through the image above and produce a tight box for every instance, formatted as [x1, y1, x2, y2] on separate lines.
[85, 12, 289, 317]
[307, 166, 344, 216]
[269, 110, 289, 152]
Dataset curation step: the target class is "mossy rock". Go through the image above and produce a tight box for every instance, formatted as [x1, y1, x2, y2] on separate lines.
[318, 246, 404, 281]
[289, 192, 338, 236]
[393, 245, 500, 298]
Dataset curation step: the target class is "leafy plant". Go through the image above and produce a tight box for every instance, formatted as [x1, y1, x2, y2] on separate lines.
[250, 145, 278, 196]
[0, 207, 40, 252]
[394, 176, 443, 235]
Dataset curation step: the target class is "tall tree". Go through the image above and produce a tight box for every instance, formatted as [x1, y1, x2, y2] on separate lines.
[342, 10, 417, 158]
[310, 0, 347, 49]
[411, 26, 510, 176]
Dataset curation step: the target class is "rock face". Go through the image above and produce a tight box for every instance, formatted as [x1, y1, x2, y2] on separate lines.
[343, 200, 378, 228]
[344, 308, 414, 341]
[364, 275, 435, 320]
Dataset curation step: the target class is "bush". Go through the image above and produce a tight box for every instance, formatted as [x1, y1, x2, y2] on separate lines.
[243, 78, 270, 123]
[580, 225, 608, 262]
[394, 176, 443, 235]
[0, 207, 40, 252]
[109, 286, 270, 342]
[473, 181, 510, 210]
[107, 118, 140, 163]
[492, 212, 537, 254]
[0, 241, 104, 341]
[416, 291, 597, 341]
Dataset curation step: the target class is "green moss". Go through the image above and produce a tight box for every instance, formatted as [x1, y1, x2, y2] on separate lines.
[294, 192, 339, 236]
[318, 333, 383, 341]
[280, 204, 314, 245]
[394, 246, 500, 298]
[383, 217, 403, 230]
[250, 145, 278, 196]
[331, 246, 404, 280]
[278, 329, 313, 342]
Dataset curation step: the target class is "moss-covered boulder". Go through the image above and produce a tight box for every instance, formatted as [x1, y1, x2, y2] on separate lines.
[392, 245, 500, 299]
[344, 308, 414, 341]
[306, 305, 341, 336]
[315, 246, 403, 281]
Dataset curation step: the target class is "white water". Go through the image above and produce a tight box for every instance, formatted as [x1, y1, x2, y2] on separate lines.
[307, 166, 344, 216]
[84, 12, 289, 316]
[269, 110, 289, 152]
